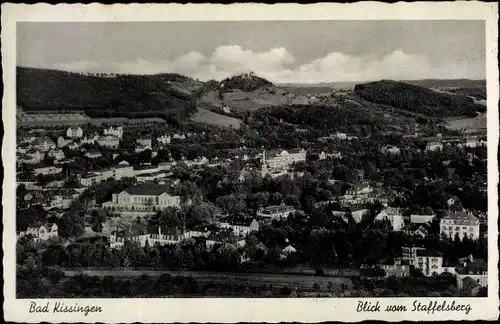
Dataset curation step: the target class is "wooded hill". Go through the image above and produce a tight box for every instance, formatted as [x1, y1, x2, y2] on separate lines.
[353, 80, 486, 118]
[16, 67, 202, 116]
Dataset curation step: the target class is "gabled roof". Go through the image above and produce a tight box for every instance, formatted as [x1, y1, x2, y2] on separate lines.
[442, 210, 478, 222]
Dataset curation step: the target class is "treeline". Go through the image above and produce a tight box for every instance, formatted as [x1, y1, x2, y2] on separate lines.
[353, 80, 485, 117]
[220, 73, 274, 92]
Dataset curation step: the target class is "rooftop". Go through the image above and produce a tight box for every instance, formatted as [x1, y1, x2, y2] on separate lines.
[416, 249, 443, 258]
[123, 183, 172, 196]
[442, 210, 479, 222]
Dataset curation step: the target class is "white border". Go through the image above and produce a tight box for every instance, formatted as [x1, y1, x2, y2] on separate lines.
[2, 2, 499, 323]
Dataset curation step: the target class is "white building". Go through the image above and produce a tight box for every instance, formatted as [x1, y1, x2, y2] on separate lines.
[426, 141, 443, 152]
[81, 135, 98, 145]
[219, 218, 259, 237]
[136, 138, 152, 148]
[350, 207, 369, 223]
[380, 145, 401, 155]
[57, 136, 71, 148]
[401, 246, 426, 266]
[85, 150, 102, 159]
[102, 183, 181, 212]
[334, 132, 347, 140]
[79, 166, 134, 186]
[47, 149, 65, 160]
[32, 166, 62, 176]
[256, 205, 296, 219]
[103, 126, 123, 139]
[263, 148, 307, 170]
[157, 135, 171, 145]
[414, 249, 444, 277]
[18, 223, 58, 242]
[375, 207, 404, 231]
[97, 135, 120, 148]
[66, 126, 83, 138]
[32, 137, 56, 152]
[440, 210, 480, 240]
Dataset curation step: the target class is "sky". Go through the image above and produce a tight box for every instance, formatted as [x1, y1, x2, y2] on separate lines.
[17, 21, 486, 83]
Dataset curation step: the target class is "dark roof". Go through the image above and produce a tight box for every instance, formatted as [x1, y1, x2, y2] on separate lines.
[457, 260, 487, 275]
[146, 226, 182, 236]
[123, 183, 171, 196]
[442, 210, 478, 222]
[416, 249, 443, 257]
[223, 217, 256, 227]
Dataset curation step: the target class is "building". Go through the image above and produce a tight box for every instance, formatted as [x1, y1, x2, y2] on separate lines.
[440, 210, 480, 240]
[32, 166, 62, 176]
[256, 204, 296, 219]
[66, 126, 83, 138]
[157, 135, 171, 145]
[103, 126, 123, 139]
[32, 136, 57, 152]
[18, 223, 58, 242]
[401, 246, 426, 266]
[79, 166, 134, 186]
[97, 135, 120, 148]
[85, 150, 102, 159]
[219, 217, 259, 237]
[380, 145, 401, 155]
[345, 182, 373, 196]
[456, 256, 488, 289]
[47, 149, 65, 160]
[350, 207, 369, 223]
[333, 132, 347, 140]
[379, 258, 410, 277]
[109, 226, 184, 249]
[415, 249, 444, 276]
[81, 135, 98, 145]
[102, 183, 181, 212]
[375, 207, 404, 231]
[136, 137, 152, 148]
[318, 151, 342, 160]
[262, 148, 307, 170]
[410, 214, 436, 224]
[426, 141, 443, 152]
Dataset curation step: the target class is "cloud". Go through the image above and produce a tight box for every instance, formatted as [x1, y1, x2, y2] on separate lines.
[52, 46, 484, 83]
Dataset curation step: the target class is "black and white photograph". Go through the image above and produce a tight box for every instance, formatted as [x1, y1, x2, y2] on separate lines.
[2, 2, 499, 323]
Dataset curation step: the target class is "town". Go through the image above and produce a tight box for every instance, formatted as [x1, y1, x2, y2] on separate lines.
[16, 86, 488, 297]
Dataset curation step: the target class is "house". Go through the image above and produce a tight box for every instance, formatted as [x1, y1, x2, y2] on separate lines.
[221, 104, 231, 114]
[205, 230, 238, 251]
[401, 245, 426, 266]
[350, 207, 369, 223]
[18, 222, 58, 242]
[97, 135, 120, 148]
[219, 217, 259, 237]
[426, 141, 443, 152]
[379, 258, 410, 277]
[135, 145, 151, 153]
[109, 225, 184, 249]
[346, 182, 373, 196]
[47, 149, 65, 160]
[81, 135, 98, 145]
[414, 249, 444, 276]
[380, 145, 401, 155]
[256, 204, 296, 219]
[410, 214, 436, 224]
[375, 207, 404, 231]
[136, 137, 152, 148]
[79, 166, 134, 186]
[32, 166, 62, 176]
[85, 150, 102, 159]
[32, 136, 57, 152]
[440, 210, 480, 240]
[102, 183, 181, 212]
[318, 151, 342, 160]
[172, 133, 186, 140]
[262, 148, 307, 170]
[456, 256, 488, 289]
[103, 126, 123, 139]
[157, 135, 171, 145]
[66, 126, 83, 138]
[282, 244, 297, 256]
[333, 132, 347, 140]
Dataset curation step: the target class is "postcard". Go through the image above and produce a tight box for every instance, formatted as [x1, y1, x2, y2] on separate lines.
[2, 2, 499, 322]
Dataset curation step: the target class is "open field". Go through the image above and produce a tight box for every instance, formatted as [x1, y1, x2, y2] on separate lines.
[190, 108, 241, 129]
[442, 114, 487, 132]
[63, 269, 353, 292]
